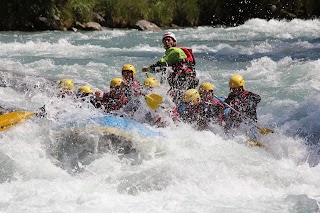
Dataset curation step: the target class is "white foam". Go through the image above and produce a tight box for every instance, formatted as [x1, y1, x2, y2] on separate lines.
[1, 20, 320, 212]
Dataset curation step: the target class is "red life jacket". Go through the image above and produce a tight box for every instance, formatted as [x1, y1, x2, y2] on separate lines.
[124, 79, 142, 97]
[103, 92, 128, 112]
[204, 99, 225, 125]
[167, 47, 198, 90]
[179, 46, 196, 66]
[127, 79, 140, 88]
[229, 90, 250, 110]
[227, 90, 255, 122]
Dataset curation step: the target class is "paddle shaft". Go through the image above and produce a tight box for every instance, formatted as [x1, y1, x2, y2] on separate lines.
[213, 95, 273, 134]
[213, 95, 240, 114]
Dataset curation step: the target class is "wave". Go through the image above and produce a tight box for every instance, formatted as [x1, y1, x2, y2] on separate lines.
[0, 25, 319, 212]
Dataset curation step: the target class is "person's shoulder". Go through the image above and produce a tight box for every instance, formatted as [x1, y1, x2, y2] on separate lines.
[225, 92, 234, 99]
[103, 91, 111, 98]
[168, 47, 184, 52]
[245, 90, 261, 101]
[245, 90, 260, 96]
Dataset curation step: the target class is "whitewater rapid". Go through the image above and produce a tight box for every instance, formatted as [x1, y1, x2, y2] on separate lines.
[0, 18, 320, 212]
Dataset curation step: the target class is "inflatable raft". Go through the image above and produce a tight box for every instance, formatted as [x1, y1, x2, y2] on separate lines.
[63, 115, 163, 139]
[52, 115, 163, 171]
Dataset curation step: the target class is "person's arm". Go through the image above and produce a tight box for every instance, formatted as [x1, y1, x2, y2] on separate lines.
[244, 92, 261, 122]
[224, 93, 232, 105]
[251, 92, 261, 104]
[142, 47, 186, 72]
[142, 61, 165, 73]
[217, 104, 226, 126]
[245, 92, 261, 111]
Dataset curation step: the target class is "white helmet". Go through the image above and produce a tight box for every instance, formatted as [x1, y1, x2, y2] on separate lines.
[162, 32, 176, 42]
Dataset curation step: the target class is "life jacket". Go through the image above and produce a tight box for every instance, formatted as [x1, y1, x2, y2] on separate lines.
[226, 90, 260, 125]
[124, 79, 142, 98]
[103, 92, 128, 112]
[227, 90, 249, 113]
[128, 79, 140, 88]
[177, 103, 201, 124]
[159, 47, 198, 92]
[201, 99, 225, 125]
[169, 47, 196, 74]
[167, 46, 197, 85]
[179, 46, 196, 66]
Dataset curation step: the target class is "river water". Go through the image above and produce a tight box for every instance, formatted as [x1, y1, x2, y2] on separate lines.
[0, 18, 320, 212]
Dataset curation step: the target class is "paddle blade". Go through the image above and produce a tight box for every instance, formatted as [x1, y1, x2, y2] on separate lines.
[0, 111, 34, 132]
[247, 138, 266, 148]
[145, 94, 163, 110]
[255, 125, 274, 135]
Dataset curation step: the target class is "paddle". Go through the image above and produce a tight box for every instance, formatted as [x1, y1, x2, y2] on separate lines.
[0, 105, 46, 132]
[145, 94, 163, 110]
[142, 72, 164, 110]
[213, 95, 274, 135]
[0, 111, 35, 132]
[247, 138, 268, 149]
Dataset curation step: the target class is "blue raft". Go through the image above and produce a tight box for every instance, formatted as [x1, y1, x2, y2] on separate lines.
[63, 115, 163, 139]
[54, 115, 163, 170]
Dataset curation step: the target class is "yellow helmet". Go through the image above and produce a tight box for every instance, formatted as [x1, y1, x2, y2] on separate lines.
[78, 85, 93, 94]
[110, 78, 123, 88]
[58, 79, 74, 90]
[122, 64, 136, 78]
[143, 77, 159, 88]
[229, 74, 245, 88]
[199, 82, 214, 94]
[182, 89, 201, 104]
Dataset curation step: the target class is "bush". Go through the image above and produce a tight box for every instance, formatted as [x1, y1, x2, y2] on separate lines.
[0, 0, 319, 30]
[0, 0, 53, 30]
[145, 0, 175, 27]
[102, 0, 148, 27]
[173, 0, 200, 26]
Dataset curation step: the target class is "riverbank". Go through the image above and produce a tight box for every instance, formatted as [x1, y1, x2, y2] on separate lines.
[1, 0, 319, 31]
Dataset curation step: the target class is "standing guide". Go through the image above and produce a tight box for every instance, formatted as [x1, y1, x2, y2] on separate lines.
[142, 32, 199, 105]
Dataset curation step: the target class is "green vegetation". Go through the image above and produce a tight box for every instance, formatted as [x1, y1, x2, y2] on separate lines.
[0, 0, 319, 31]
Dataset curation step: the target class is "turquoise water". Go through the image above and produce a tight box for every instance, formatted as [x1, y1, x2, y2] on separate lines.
[0, 18, 320, 212]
